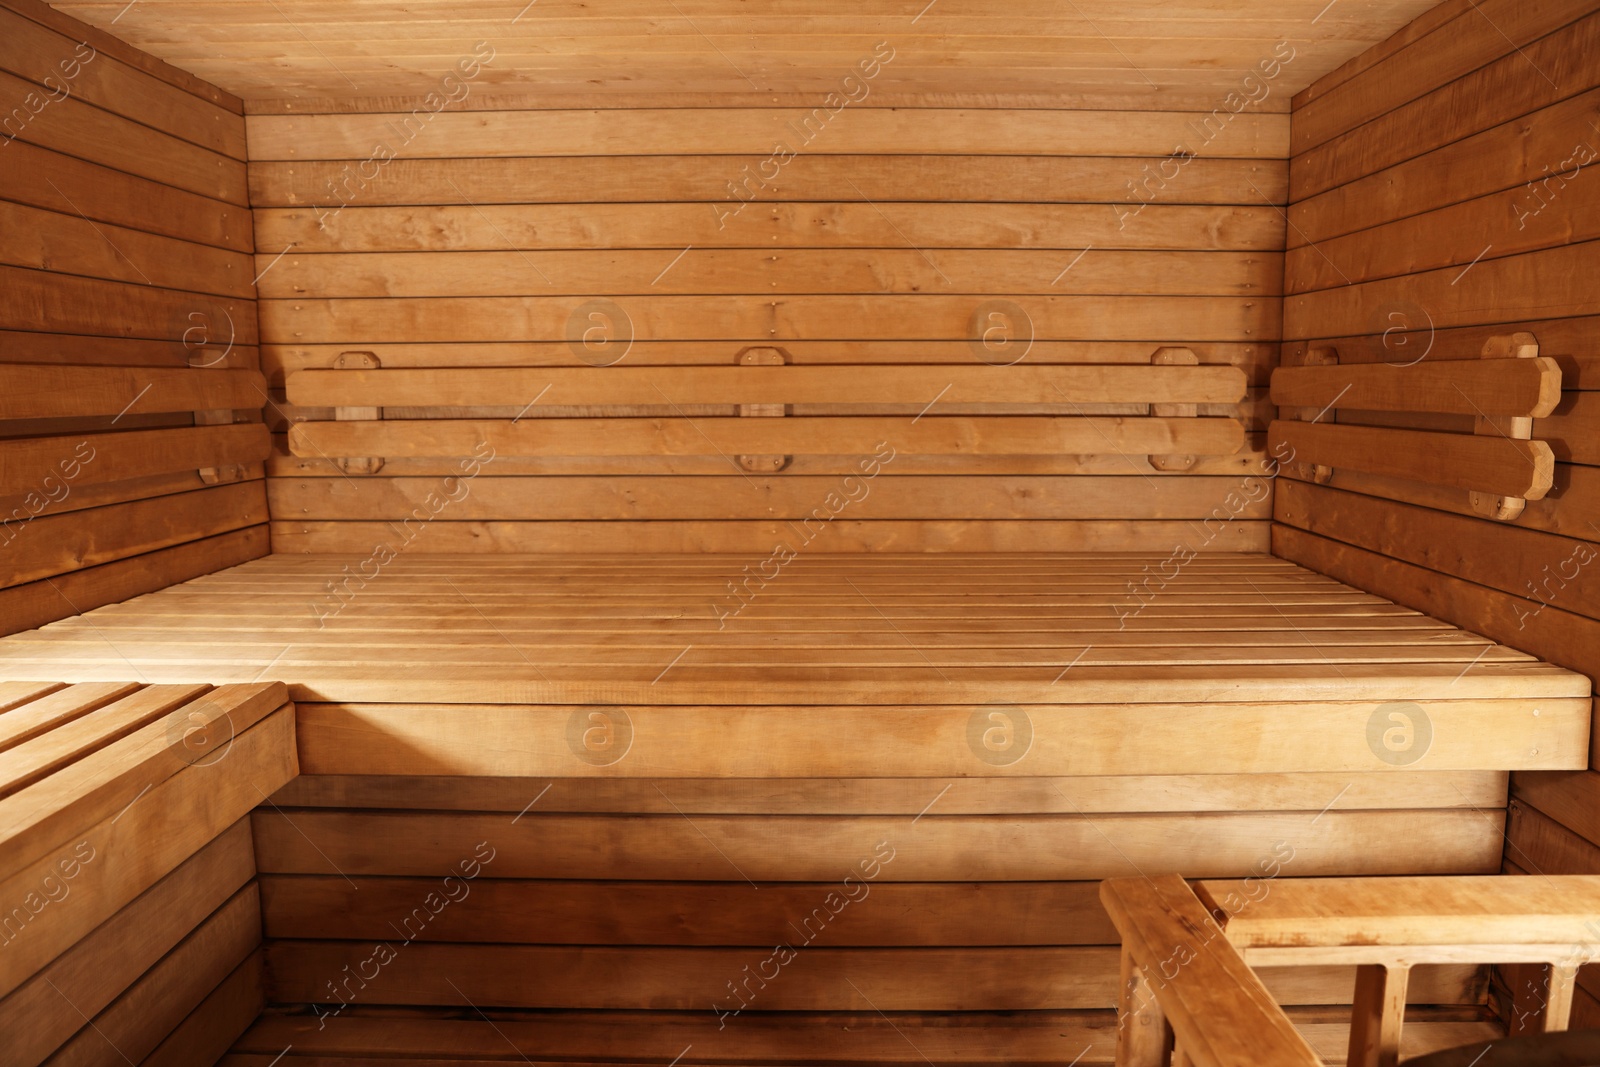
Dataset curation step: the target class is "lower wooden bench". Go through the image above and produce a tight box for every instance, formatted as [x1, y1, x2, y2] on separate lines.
[0, 681, 296, 1067]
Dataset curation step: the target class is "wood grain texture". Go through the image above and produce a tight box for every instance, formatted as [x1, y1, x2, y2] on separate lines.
[43, 0, 1437, 102]
[1283, 14, 1600, 980]
[0, 705, 294, 999]
[0, 819, 256, 1067]
[0, 6, 263, 608]
[219, 1008, 1505, 1066]
[268, 770, 1510, 815]
[247, 104, 1281, 545]
[0, 553, 1583, 706]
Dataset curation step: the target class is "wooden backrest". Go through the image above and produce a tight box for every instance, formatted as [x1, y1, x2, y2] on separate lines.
[1266, 331, 1563, 521]
[282, 346, 1248, 474]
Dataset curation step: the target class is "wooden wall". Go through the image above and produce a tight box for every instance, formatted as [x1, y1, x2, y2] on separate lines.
[0, 0, 267, 637]
[1274, 0, 1600, 1028]
[250, 92, 1287, 553]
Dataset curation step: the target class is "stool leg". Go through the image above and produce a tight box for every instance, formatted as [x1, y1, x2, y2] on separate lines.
[1543, 964, 1577, 1033]
[1348, 962, 1409, 1067]
[1117, 948, 1172, 1066]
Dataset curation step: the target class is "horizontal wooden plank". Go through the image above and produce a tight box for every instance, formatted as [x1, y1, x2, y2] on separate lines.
[1, 366, 266, 420]
[0, 680, 139, 752]
[288, 416, 1246, 458]
[262, 878, 1118, 947]
[0, 0, 240, 111]
[0, 425, 270, 497]
[0, 464, 268, 525]
[1285, 166, 1600, 295]
[263, 293, 1274, 344]
[248, 154, 1288, 208]
[0, 683, 286, 872]
[256, 203, 1285, 254]
[1, 330, 260, 371]
[2, 654, 1576, 705]
[1511, 770, 1600, 851]
[259, 940, 1480, 1012]
[0, 68, 244, 203]
[246, 109, 1289, 160]
[0, 266, 258, 344]
[1271, 525, 1600, 684]
[290, 698, 1586, 777]
[269, 398, 1271, 429]
[0, 200, 254, 298]
[0, 140, 251, 252]
[250, 809, 1505, 882]
[267, 474, 1270, 522]
[1281, 318, 1600, 390]
[1289, 0, 1594, 148]
[1286, 241, 1600, 339]
[1288, 88, 1600, 246]
[267, 448, 1271, 478]
[287, 364, 1248, 409]
[46, 884, 260, 1067]
[240, 84, 1298, 114]
[1277, 481, 1600, 622]
[1274, 459, 1600, 541]
[139, 949, 264, 1067]
[1291, 6, 1600, 196]
[0, 682, 207, 794]
[0, 818, 255, 1067]
[1268, 421, 1556, 500]
[0, 525, 270, 638]
[1270, 358, 1563, 418]
[0, 681, 63, 711]
[259, 248, 1282, 298]
[263, 340, 1274, 392]
[28, 630, 1497, 671]
[266, 518, 1271, 556]
[0, 6, 245, 157]
[1205, 873, 1600, 948]
[0, 707, 294, 999]
[222, 1007, 1504, 1065]
[5, 480, 269, 587]
[268, 771, 1511, 815]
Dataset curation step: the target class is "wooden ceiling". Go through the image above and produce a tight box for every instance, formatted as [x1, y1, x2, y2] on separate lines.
[48, 0, 1438, 108]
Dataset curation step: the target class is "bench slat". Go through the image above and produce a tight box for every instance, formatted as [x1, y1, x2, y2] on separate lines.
[291, 415, 1245, 458]
[1271, 357, 1561, 418]
[288, 364, 1249, 407]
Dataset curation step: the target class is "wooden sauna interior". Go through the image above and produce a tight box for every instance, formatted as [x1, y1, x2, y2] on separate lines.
[1, 0, 1599, 1062]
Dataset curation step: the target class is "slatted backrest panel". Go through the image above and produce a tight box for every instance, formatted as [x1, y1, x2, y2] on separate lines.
[254, 102, 1284, 554]
[1266, 335, 1563, 512]
[284, 359, 1249, 460]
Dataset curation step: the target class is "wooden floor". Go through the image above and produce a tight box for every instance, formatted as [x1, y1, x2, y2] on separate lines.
[222, 1008, 1506, 1066]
